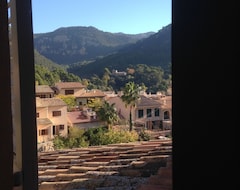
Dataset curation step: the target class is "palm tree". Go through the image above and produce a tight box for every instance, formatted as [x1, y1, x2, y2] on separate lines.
[121, 81, 140, 131]
[97, 101, 119, 130]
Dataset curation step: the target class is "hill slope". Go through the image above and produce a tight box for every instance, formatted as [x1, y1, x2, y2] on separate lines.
[34, 26, 154, 65]
[68, 24, 171, 78]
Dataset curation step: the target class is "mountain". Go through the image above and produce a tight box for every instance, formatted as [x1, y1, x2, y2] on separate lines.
[34, 49, 65, 70]
[68, 24, 171, 78]
[33, 26, 155, 65]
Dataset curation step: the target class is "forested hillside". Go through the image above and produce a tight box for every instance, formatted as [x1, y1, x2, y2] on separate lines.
[34, 50, 81, 85]
[34, 26, 154, 65]
[33, 24, 171, 93]
[68, 24, 171, 79]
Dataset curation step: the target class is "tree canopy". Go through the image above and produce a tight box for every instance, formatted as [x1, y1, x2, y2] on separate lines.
[121, 81, 141, 131]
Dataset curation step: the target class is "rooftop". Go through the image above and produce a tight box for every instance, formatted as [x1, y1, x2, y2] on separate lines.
[76, 89, 106, 98]
[36, 85, 54, 94]
[36, 97, 67, 107]
[55, 82, 86, 90]
[38, 139, 172, 190]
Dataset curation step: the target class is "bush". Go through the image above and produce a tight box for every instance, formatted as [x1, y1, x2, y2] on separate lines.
[86, 128, 139, 145]
[138, 130, 150, 141]
[53, 126, 142, 149]
[83, 126, 108, 146]
[53, 135, 65, 149]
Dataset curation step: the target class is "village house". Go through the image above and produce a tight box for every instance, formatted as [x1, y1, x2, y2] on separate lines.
[67, 108, 104, 129]
[112, 69, 127, 76]
[75, 89, 106, 110]
[36, 97, 68, 143]
[106, 92, 172, 131]
[35, 84, 54, 98]
[53, 81, 86, 96]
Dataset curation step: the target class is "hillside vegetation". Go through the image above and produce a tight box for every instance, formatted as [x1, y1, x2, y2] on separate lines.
[34, 50, 81, 85]
[34, 24, 171, 93]
[68, 24, 171, 78]
[34, 26, 154, 65]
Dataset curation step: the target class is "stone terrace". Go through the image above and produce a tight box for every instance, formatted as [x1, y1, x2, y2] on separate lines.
[38, 139, 172, 190]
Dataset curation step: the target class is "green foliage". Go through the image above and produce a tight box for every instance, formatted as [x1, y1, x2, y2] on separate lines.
[52, 126, 142, 149]
[138, 130, 150, 141]
[34, 64, 81, 86]
[96, 101, 119, 129]
[67, 24, 171, 79]
[52, 136, 65, 149]
[121, 81, 141, 131]
[35, 49, 81, 86]
[34, 25, 172, 93]
[53, 127, 89, 149]
[34, 49, 64, 70]
[81, 64, 171, 94]
[83, 126, 108, 146]
[83, 127, 139, 146]
[87, 98, 103, 112]
[56, 94, 77, 111]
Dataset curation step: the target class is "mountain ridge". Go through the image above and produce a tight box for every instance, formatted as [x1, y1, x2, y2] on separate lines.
[33, 26, 155, 65]
[67, 24, 171, 78]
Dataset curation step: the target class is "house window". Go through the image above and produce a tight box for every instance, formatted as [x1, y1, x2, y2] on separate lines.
[154, 108, 160, 116]
[59, 125, 64, 130]
[40, 94, 47, 98]
[65, 89, 74, 95]
[52, 111, 61, 117]
[138, 109, 144, 118]
[36, 112, 39, 118]
[53, 125, 64, 135]
[147, 109, 152, 117]
[164, 111, 170, 120]
[39, 129, 48, 136]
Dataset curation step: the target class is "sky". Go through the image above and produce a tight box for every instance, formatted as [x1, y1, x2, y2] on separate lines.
[31, 0, 171, 34]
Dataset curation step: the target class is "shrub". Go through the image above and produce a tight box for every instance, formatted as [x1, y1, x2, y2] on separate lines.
[53, 125, 142, 149]
[138, 130, 150, 141]
[53, 135, 65, 149]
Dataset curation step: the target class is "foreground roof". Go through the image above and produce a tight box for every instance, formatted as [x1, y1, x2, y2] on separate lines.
[38, 139, 172, 190]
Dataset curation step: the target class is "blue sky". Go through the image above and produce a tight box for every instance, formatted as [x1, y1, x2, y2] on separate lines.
[31, 0, 171, 34]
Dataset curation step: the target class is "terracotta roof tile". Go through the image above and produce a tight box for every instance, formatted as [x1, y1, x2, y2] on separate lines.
[55, 82, 86, 89]
[76, 89, 106, 98]
[36, 97, 67, 107]
[38, 139, 172, 189]
[37, 118, 53, 125]
[35, 85, 54, 93]
[137, 96, 161, 107]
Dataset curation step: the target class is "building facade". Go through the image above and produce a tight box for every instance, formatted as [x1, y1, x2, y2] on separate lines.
[36, 97, 68, 143]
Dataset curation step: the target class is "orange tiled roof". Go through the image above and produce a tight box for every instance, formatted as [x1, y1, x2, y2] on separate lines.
[36, 85, 54, 93]
[76, 89, 105, 98]
[55, 82, 86, 90]
[136, 95, 162, 108]
[36, 97, 67, 107]
[37, 118, 53, 125]
[67, 111, 92, 124]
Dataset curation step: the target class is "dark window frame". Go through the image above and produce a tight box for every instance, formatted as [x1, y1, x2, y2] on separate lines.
[138, 109, 144, 118]
[147, 108, 152, 118]
[52, 110, 61, 117]
[65, 89, 74, 95]
[154, 108, 160, 117]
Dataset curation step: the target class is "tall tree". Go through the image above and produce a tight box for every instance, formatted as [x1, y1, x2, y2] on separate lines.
[121, 81, 140, 131]
[97, 101, 119, 129]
